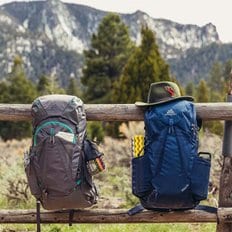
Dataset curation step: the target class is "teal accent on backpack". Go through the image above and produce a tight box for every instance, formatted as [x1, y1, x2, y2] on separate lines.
[33, 120, 75, 146]
[76, 179, 82, 185]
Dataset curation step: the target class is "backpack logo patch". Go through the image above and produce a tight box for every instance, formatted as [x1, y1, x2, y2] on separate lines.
[165, 109, 176, 116]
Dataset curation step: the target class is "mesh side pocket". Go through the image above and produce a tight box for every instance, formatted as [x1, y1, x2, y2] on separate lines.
[191, 155, 211, 201]
[132, 155, 151, 198]
[24, 149, 41, 199]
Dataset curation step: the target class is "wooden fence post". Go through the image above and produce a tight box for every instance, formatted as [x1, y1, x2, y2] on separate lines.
[217, 76, 232, 231]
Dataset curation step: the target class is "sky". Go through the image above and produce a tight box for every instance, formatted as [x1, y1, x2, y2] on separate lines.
[0, 0, 232, 43]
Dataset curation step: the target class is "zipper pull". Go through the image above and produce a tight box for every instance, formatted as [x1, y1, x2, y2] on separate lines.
[50, 128, 55, 144]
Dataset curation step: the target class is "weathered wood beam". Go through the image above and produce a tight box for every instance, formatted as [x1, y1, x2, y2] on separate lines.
[218, 207, 232, 223]
[217, 207, 232, 230]
[0, 102, 232, 121]
[0, 208, 220, 224]
[216, 94, 232, 232]
[0, 104, 31, 121]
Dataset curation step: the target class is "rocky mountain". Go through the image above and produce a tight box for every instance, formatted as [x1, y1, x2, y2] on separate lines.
[169, 42, 232, 84]
[0, 0, 222, 86]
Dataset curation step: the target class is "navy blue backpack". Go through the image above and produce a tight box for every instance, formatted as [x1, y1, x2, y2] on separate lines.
[132, 99, 211, 210]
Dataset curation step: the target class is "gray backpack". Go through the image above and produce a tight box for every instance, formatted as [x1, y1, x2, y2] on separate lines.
[25, 95, 98, 211]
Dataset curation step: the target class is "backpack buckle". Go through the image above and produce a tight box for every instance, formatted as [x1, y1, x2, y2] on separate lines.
[42, 189, 48, 200]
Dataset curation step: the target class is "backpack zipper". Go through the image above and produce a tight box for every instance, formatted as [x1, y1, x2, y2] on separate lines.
[34, 120, 75, 146]
[168, 119, 174, 134]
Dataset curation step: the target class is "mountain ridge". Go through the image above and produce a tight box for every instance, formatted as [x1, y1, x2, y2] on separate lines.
[0, 0, 224, 86]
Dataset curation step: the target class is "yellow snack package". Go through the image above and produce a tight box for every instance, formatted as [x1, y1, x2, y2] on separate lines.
[132, 135, 144, 157]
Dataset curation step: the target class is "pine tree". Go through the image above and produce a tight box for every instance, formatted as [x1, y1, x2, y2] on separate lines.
[6, 56, 37, 103]
[37, 74, 65, 95]
[0, 81, 8, 102]
[196, 79, 223, 134]
[222, 59, 232, 95]
[113, 25, 171, 103]
[110, 25, 171, 137]
[66, 77, 82, 97]
[81, 13, 134, 103]
[0, 56, 38, 140]
[208, 62, 224, 101]
[185, 82, 195, 97]
[196, 79, 209, 103]
[223, 60, 232, 82]
[37, 75, 50, 95]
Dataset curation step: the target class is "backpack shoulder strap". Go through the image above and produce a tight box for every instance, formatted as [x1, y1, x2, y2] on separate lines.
[194, 205, 217, 213]
[151, 128, 169, 177]
[174, 128, 193, 177]
[128, 204, 217, 216]
[128, 204, 145, 215]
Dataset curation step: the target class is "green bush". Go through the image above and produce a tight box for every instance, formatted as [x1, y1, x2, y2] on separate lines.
[203, 121, 223, 136]
[87, 122, 105, 142]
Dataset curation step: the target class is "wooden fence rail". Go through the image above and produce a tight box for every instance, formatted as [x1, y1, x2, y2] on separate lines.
[0, 102, 232, 121]
[0, 208, 219, 224]
[1, 102, 232, 231]
[1, 207, 232, 224]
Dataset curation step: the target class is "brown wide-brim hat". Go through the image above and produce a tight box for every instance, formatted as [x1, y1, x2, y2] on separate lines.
[135, 81, 194, 106]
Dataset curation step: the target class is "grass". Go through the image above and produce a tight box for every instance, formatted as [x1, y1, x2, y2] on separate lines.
[0, 223, 216, 232]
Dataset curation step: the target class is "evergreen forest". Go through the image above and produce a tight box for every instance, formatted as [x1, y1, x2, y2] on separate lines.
[0, 12, 231, 140]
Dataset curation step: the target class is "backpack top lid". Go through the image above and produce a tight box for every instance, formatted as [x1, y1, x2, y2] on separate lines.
[31, 94, 86, 127]
[135, 81, 194, 107]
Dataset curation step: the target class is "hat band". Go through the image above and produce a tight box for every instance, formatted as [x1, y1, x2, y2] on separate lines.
[148, 96, 174, 104]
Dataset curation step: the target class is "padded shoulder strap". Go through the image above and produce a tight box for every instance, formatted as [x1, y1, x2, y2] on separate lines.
[195, 205, 217, 213]
[128, 204, 144, 216]
[196, 115, 202, 130]
[151, 128, 169, 177]
[175, 128, 194, 177]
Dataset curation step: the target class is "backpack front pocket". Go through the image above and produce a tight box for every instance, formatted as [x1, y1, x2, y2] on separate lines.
[38, 138, 75, 196]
